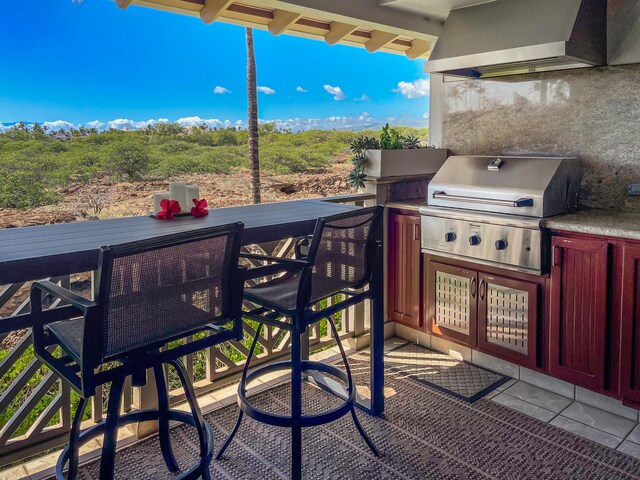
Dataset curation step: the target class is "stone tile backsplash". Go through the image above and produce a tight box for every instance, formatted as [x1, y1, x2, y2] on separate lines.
[441, 64, 640, 211]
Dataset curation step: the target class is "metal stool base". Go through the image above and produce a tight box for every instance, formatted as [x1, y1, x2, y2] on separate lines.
[56, 409, 213, 480]
[216, 318, 380, 480]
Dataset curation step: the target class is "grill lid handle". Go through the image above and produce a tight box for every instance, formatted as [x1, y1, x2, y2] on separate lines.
[432, 191, 533, 208]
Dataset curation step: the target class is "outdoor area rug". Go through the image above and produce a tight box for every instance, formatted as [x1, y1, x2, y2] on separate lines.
[75, 348, 640, 479]
[385, 342, 510, 403]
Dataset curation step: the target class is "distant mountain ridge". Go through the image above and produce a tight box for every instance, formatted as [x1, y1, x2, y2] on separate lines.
[1, 122, 34, 127]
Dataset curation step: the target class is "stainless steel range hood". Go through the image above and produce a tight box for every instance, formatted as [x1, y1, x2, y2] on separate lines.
[424, 0, 607, 78]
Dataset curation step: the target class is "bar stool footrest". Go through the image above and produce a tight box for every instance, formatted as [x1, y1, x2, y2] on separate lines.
[238, 360, 355, 429]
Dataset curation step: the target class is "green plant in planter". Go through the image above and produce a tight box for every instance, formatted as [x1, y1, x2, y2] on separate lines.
[348, 124, 425, 189]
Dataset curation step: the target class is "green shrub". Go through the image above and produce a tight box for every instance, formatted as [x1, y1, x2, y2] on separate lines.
[101, 138, 150, 180]
[49, 141, 69, 153]
[0, 167, 61, 209]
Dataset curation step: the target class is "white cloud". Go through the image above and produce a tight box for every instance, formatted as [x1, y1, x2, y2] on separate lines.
[106, 118, 168, 130]
[323, 85, 347, 101]
[213, 86, 231, 95]
[394, 78, 430, 99]
[176, 116, 235, 129]
[257, 86, 276, 95]
[354, 94, 370, 102]
[43, 120, 76, 131]
[296, 86, 308, 93]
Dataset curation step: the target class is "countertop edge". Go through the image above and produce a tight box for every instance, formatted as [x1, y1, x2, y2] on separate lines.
[543, 210, 640, 242]
[385, 200, 426, 213]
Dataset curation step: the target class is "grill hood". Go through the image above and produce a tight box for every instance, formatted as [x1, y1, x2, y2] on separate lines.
[428, 156, 583, 218]
[424, 0, 606, 78]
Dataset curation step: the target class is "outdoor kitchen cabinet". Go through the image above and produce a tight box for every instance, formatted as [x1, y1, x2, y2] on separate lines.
[387, 211, 422, 329]
[424, 259, 478, 346]
[548, 236, 609, 390]
[476, 273, 539, 368]
[620, 244, 640, 406]
[424, 256, 540, 366]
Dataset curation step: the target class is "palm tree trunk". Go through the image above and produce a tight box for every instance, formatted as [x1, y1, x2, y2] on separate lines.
[246, 27, 261, 204]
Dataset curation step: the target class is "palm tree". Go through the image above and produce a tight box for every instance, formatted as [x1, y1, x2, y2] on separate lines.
[246, 27, 261, 204]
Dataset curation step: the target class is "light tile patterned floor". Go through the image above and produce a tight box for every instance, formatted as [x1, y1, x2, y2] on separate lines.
[488, 379, 640, 458]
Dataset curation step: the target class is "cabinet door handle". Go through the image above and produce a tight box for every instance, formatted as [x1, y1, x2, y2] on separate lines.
[553, 246, 562, 267]
[479, 279, 486, 300]
[470, 277, 477, 298]
[413, 224, 420, 241]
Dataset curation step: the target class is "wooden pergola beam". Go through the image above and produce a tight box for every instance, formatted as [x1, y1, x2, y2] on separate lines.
[253, 0, 442, 39]
[116, 0, 134, 9]
[405, 38, 430, 60]
[268, 9, 302, 35]
[110, 0, 434, 59]
[324, 22, 357, 45]
[200, 0, 235, 24]
[365, 31, 399, 53]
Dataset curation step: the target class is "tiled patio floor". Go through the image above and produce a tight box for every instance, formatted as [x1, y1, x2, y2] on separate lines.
[487, 378, 640, 458]
[4, 337, 640, 479]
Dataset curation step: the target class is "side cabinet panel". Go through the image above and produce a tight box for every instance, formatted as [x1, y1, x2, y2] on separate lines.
[620, 245, 640, 405]
[387, 212, 422, 329]
[549, 236, 609, 389]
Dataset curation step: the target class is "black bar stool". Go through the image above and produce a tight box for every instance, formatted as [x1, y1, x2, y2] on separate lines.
[216, 206, 383, 479]
[31, 223, 245, 480]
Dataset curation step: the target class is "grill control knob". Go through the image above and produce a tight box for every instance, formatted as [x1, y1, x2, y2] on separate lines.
[469, 234, 481, 246]
[444, 232, 457, 243]
[495, 239, 508, 251]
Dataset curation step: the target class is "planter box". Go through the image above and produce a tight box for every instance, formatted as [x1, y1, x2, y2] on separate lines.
[364, 148, 449, 178]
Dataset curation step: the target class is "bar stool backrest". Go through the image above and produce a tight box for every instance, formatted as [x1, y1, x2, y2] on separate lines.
[307, 206, 381, 306]
[93, 223, 244, 361]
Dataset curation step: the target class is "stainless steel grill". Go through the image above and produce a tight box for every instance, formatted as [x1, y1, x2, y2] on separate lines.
[420, 155, 583, 274]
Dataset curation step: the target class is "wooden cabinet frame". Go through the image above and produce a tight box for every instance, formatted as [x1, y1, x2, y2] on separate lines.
[424, 255, 543, 367]
[548, 235, 609, 390]
[620, 244, 640, 405]
[387, 211, 422, 329]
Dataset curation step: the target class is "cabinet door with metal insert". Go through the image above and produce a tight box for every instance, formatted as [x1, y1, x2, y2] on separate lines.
[477, 273, 538, 367]
[425, 260, 477, 347]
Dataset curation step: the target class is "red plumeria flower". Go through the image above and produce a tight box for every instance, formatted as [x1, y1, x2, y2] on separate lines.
[156, 199, 181, 220]
[191, 198, 209, 218]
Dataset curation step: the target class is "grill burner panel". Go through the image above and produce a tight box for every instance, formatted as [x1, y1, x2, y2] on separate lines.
[420, 207, 548, 274]
[421, 209, 544, 273]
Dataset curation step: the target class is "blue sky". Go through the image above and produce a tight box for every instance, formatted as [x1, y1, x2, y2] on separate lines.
[0, 0, 430, 131]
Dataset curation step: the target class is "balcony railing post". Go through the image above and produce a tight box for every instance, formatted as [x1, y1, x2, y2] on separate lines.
[133, 369, 159, 438]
